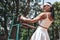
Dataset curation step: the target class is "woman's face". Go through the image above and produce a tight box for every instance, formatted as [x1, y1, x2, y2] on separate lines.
[43, 5, 51, 12]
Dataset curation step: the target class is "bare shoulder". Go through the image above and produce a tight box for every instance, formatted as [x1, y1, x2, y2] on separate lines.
[39, 12, 47, 19]
[39, 12, 46, 16]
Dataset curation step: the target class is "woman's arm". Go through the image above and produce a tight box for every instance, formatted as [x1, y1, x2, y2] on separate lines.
[20, 13, 46, 23]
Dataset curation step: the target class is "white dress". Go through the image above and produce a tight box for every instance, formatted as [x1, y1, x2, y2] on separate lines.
[30, 14, 53, 40]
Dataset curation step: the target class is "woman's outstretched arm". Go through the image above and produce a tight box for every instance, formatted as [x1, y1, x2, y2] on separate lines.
[20, 13, 46, 23]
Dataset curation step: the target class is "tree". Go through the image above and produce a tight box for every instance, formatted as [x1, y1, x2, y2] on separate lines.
[48, 1, 60, 40]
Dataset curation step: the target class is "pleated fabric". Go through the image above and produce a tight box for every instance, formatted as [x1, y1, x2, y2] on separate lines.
[30, 26, 50, 40]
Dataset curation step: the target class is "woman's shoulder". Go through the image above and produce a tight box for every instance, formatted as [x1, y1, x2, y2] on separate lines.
[40, 12, 51, 16]
[39, 12, 47, 19]
[39, 12, 46, 15]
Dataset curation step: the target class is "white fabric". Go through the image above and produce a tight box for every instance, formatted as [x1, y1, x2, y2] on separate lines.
[39, 14, 53, 29]
[44, 3, 52, 7]
[40, 2, 52, 9]
[30, 14, 53, 40]
[30, 27, 50, 40]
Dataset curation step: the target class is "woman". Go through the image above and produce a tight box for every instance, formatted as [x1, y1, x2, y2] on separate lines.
[19, 2, 54, 40]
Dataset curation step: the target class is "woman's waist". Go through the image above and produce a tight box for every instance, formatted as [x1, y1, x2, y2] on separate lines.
[37, 26, 47, 31]
[38, 24, 49, 30]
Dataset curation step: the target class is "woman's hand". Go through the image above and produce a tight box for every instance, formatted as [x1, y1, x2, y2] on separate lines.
[17, 15, 23, 23]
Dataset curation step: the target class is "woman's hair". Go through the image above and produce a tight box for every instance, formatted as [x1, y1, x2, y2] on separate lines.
[47, 2, 54, 19]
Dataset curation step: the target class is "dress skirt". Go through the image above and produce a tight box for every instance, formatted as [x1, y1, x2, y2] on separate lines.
[30, 26, 50, 40]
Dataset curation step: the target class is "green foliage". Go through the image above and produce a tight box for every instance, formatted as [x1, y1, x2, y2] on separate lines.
[0, 0, 60, 40]
[48, 1, 60, 40]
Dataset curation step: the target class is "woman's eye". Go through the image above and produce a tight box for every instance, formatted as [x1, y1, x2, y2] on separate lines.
[44, 5, 49, 7]
[44, 5, 46, 7]
[47, 5, 49, 6]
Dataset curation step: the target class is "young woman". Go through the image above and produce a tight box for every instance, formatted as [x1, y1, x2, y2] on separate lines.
[19, 2, 54, 40]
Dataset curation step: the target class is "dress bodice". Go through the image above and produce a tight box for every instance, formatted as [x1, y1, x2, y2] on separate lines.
[38, 14, 53, 29]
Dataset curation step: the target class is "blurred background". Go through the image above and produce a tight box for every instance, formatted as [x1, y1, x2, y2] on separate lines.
[0, 0, 60, 40]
